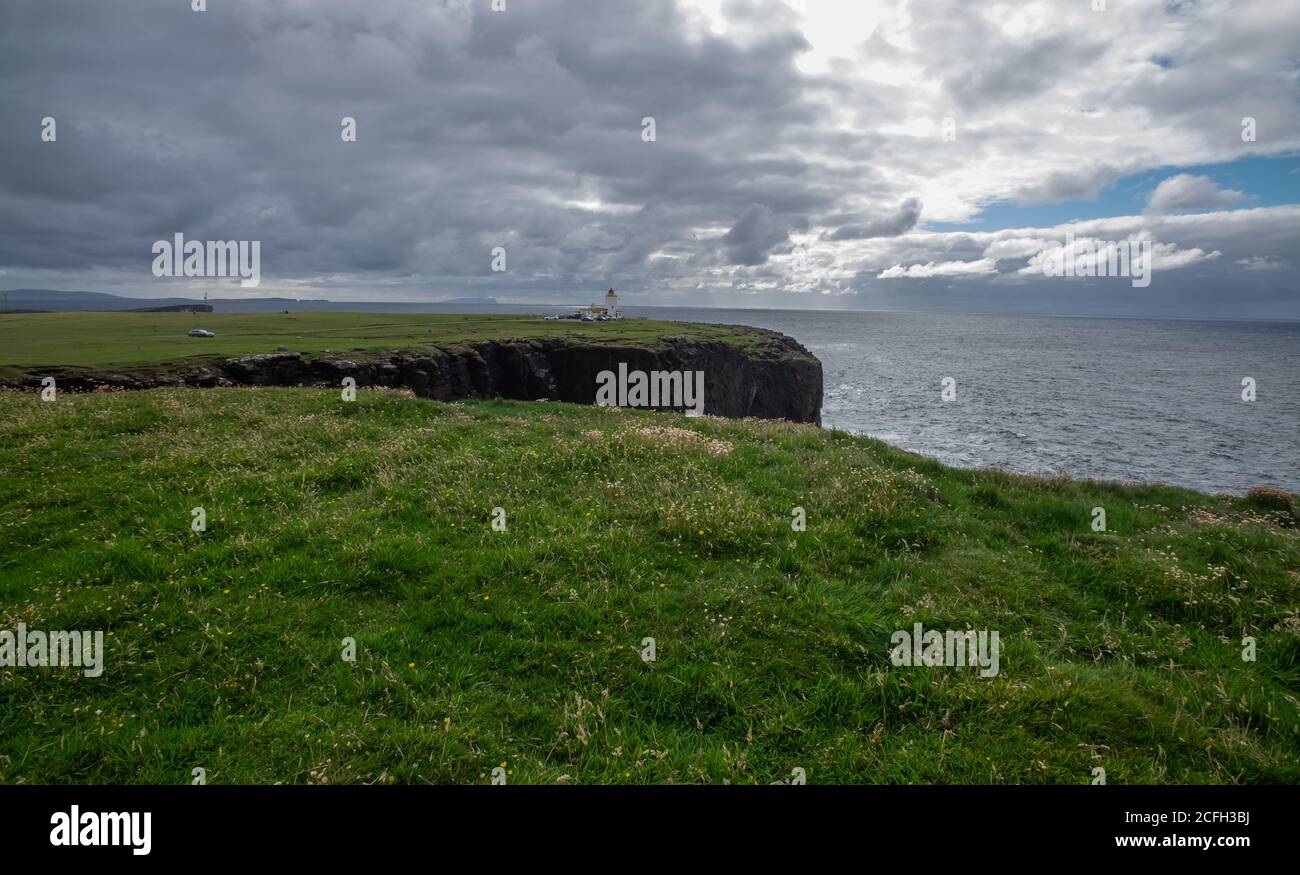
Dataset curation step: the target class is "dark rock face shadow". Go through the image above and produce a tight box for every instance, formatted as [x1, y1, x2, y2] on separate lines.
[11, 332, 824, 424]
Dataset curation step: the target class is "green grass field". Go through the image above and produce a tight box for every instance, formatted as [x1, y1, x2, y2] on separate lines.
[0, 311, 760, 377]
[1, 387, 1296, 784]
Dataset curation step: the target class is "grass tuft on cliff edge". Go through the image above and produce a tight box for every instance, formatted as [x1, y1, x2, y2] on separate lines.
[1, 387, 1296, 784]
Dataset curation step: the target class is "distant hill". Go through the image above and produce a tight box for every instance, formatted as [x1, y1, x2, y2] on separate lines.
[0, 289, 324, 312]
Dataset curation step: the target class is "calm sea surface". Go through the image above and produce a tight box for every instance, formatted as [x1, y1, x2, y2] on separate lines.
[220, 300, 1299, 494]
[638, 307, 1300, 495]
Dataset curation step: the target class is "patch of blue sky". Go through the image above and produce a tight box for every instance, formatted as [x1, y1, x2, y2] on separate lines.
[925, 153, 1300, 233]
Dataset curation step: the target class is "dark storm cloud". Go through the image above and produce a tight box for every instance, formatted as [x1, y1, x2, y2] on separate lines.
[0, 0, 833, 291]
[825, 197, 921, 241]
[942, 35, 1108, 111]
[907, 6, 1108, 112]
[722, 204, 789, 265]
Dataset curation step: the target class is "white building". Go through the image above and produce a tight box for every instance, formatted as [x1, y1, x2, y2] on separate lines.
[583, 288, 623, 319]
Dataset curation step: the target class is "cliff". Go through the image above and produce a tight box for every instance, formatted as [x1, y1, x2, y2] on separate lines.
[7, 329, 823, 424]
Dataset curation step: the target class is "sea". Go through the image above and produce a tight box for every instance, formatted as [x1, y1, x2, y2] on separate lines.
[217, 300, 1300, 495]
[651, 307, 1300, 496]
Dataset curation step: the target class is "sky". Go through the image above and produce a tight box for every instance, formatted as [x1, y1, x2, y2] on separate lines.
[1, 0, 1298, 318]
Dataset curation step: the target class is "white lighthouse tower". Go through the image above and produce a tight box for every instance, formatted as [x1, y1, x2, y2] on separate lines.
[604, 288, 621, 319]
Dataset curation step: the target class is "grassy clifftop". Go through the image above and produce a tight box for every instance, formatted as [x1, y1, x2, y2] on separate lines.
[1, 387, 1296, 784]
[0, 311, 767, 378]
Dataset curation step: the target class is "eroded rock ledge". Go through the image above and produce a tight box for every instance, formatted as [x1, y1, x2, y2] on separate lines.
[9, 330, 823, 424]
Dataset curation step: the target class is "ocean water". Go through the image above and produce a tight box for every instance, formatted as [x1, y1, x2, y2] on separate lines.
[633, 307, 1300, 495]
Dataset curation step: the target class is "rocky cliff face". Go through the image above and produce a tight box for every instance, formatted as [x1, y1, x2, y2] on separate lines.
[11, 330, 823, 424]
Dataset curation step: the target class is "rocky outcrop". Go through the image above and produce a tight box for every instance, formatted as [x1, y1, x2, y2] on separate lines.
[7, 330, 823, 424]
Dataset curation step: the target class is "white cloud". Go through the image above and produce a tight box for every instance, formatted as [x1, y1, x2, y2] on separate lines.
[852, 205, 1297, 289]
[1146, 174, 1244, 215]
[982, 237, 1051, 260]
[1236, 255, 1285, 272]
[879, 258, 998, 278]
[1151, 242, 1221, 271]
[1013, 236, 1219, 278]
